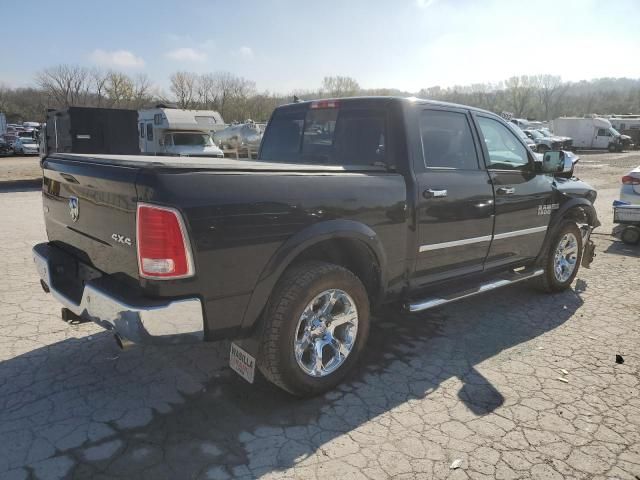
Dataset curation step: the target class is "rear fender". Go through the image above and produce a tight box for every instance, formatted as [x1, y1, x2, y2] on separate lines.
[240, 220, 387, 332]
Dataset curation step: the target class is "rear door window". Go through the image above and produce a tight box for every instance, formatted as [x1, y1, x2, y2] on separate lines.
[420, 110, 479, 169]
[260, 106, 386, 166]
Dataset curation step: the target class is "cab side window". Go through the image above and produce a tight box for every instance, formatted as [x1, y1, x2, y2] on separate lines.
[420, 110, 479, 169]
[477, 117, 529, 170]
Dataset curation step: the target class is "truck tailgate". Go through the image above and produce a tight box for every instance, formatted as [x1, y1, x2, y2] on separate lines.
[42, 156, 140, 280]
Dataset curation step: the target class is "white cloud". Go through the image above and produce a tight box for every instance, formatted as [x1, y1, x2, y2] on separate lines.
[89, 49, 145, 68]
[239, 46, 253, 58]
[165, 47, 207, 62]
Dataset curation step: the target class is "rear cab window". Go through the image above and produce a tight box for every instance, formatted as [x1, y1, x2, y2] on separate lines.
[260, 101, 387, 167]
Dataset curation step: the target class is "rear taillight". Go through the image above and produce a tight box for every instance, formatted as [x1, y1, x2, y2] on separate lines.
[622, 175, 640, 185]
[136, 203, 194, 279]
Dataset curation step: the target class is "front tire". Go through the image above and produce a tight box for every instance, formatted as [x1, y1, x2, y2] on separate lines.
[258, 261, 370, 397]
[536, 221, 583, 292]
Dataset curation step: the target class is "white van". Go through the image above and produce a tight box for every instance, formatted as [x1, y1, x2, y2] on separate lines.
[138, 107, 226, 158]
[552, 117, 627, 152]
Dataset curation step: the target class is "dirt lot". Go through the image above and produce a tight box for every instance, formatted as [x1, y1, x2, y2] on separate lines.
[0, 155, 41, 182]
[0, 153, 638, 479]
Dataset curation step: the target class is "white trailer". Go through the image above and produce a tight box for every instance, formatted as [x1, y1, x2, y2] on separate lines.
[552, 117, 626, 151]
[138, 107, 226, 157]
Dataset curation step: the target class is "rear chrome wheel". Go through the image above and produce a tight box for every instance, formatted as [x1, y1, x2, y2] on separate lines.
[553, 232, 578, 283]
[294, 289, 358, 378]
[258, 261, 370, 397]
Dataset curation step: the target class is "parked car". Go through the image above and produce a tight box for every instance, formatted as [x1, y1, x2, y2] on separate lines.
[523, 129, 562, 152]
[0, 139, 13, 156]
[508, 123, 538, 152]
[538, 128, 573, 150]
[13, 136, 39, 155]
[213, 121, 263, 150]
[620, 166, 640, 205]
[32, 97, 599, 396]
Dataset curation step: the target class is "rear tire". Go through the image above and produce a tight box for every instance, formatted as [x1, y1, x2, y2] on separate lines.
[536, 221, 583, 293]
[258, 261, 370, 397]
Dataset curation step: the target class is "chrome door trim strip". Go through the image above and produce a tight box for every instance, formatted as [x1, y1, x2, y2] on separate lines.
[493, 226, 547, 240]
[419, 235, 492, 252]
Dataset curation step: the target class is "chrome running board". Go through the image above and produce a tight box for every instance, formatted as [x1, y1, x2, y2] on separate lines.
[406, 268, 544, 313]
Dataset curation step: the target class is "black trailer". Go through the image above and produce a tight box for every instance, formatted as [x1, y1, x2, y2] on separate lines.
[45, 107, 139, 155]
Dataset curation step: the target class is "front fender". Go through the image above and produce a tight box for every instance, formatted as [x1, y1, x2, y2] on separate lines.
[240, 219, 388, 331]
[536, 198, 599, 265]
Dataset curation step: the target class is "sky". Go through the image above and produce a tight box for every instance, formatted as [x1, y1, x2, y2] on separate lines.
[3, 0, 640, 94]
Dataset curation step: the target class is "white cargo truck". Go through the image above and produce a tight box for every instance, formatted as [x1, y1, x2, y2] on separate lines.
[552, 117, 627, 152]
[138, 107, 226, 158]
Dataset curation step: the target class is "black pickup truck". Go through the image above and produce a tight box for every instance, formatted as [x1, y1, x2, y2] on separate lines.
[33, 97, 599, 396]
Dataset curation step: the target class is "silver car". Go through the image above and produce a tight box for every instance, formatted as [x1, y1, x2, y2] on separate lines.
[621, 166, 640, 205]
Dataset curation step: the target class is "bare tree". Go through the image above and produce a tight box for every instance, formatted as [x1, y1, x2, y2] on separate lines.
[535, 74, 563, 120]
[170, 71, 198, 108]
[505, 75, 535, 117]
[35, 64, 91, 107]
[104, 72, 134, 107]
[321, 76, 360, 97]
[197, 73, 218, 108]
[132, 74, 153, 108]
[90, 69, 109, 107]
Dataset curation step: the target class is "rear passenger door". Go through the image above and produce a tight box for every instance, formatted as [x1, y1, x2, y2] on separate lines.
[413, 108, 495, 286]
[474, 114, 554, 268]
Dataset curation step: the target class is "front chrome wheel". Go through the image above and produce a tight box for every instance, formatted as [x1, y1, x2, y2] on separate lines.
[553, 232, 578, 283]
[293, 289, 358, 378]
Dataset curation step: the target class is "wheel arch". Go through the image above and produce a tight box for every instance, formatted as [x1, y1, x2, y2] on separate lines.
[536, 199, 598, 265]
[240, 220, 387, 332]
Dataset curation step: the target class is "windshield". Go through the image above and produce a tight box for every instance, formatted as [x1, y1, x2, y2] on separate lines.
[527, 130, 543, 139]
[609, 127, 620, 136]
[540, 128, 553, 136]
[22, 138, 36, 145]
[172, 133, 214, 146]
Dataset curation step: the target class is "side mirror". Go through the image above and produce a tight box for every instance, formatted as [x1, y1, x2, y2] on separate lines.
[541, 150, 572, 175]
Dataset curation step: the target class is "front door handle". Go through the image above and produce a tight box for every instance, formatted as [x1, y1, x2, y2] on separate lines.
[423, 188, 448, 198]
[497, 187, 515, 195]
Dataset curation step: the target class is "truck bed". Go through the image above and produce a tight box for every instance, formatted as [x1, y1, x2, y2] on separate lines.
[49, 153, 388, 172]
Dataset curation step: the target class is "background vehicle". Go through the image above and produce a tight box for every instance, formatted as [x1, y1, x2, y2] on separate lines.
[538, 128, 573, 150]
[523, 128, 562, 152]
[510, 118, 530, 129]
[13, 136, 39, 155]
[0, 139, 13, 156]
[32, 97, 599, 397]
[620, 166, 640, 205]
[213, 121, 263, 150]
[508, 123, 538, 152]
[139, 107, 225, 158]
[553, 117, 630, 151]
[44, 107, 139, 156]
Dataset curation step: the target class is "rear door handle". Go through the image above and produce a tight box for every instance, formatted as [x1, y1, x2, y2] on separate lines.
[497, 187, 515, 195]
[423, 188, 448, 198]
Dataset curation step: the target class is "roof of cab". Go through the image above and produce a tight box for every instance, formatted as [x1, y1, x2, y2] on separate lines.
[277, 96, 498, 117]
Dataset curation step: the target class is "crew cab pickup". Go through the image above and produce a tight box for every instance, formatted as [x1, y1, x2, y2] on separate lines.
[33, 97, 599, 396]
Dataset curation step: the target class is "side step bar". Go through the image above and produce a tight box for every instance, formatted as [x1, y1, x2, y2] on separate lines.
[406, 268, 544, 313]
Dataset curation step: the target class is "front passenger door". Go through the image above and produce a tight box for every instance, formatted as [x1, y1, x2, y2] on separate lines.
[475, 115, 554, 268]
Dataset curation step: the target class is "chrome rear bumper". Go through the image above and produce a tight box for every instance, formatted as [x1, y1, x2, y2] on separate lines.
[32, 243, 204, 345]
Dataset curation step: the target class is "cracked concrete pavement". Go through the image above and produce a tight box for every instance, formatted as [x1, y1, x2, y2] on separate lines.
[0, 155, 639, 479]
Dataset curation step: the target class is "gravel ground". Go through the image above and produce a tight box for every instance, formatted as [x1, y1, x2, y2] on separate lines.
[0, 157, 638, 480]
[0, 155, 41, 182]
